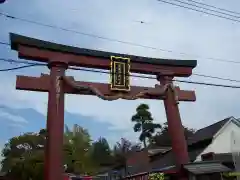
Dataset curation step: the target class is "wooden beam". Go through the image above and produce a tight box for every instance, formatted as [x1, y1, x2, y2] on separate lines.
[18, 46, 194, 77]
[16, 75, 196, 101]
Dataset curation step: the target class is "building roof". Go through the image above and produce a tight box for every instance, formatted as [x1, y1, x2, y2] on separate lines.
[183, 161, 231, 174]
[148, 117, 237, 171]
[147, 147, 172, 156]
[150, 146, 205, 170]
[98, 117, 237, 176]
[9, 33, 197, 68]
[187, 117, 233, 145]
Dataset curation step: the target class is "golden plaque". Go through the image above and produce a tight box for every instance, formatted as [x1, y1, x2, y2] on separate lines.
[110, 56, 130, 91]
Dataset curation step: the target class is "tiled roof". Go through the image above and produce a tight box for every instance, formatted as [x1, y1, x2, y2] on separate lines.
[187, 117, 232, 145]
[147, 147, 172, 156]
[150, 147, 205, 169]
[100, 117, 236, 176]
[149, 117, 235, 171]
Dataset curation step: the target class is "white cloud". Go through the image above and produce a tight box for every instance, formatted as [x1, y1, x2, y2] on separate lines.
[0, 110, 28, 124]
[1, 0, 240, 142]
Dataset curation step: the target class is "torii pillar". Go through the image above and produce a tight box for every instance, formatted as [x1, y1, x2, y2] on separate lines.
[44, 61, 68, 180]
[158, 75, 189, 180]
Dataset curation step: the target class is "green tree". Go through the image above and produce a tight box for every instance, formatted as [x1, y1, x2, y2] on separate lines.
[1, 124, 97, 179]
[151, 122, 195, 147]
[91, 137, 113, 167]
[63, 125, 96, 175]
[113, 138, 141, 177]
[1, 129, 45, 180]
[131, 104, 161, 148]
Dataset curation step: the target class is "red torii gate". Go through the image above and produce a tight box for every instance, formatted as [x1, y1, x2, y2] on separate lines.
[10, 33, 197, 180]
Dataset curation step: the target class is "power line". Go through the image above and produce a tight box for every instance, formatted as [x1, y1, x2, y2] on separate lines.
[0, 12, 240, 65]
[0, 41, 10, 46]
[0, 58, 46, 65]
[172, 0, 240, 19]
[70, 66, 240, 84]
[69, 67, 240, 89]
[0, 58, 240, 88]
[192, 73, 240, 83]
[175, 79, 240, 88]
[0, 64, 44, 72]
[157, 0, 240, 23]
[1, 57, 240, 83]
[71, 66, 240, 83]
[187, 0, 240, 15]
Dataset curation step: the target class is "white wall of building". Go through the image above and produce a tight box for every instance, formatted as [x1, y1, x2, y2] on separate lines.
[195, 120, 240, 162]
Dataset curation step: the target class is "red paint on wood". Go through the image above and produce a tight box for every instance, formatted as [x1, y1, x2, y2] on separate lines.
[18, 46, 194, 77]
[16, 75, 196, 101]
[159, 76, 189, 180]
[44, 62, 67, 180]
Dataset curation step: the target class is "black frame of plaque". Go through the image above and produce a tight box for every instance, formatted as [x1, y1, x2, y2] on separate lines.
[110, 56, 130, 91]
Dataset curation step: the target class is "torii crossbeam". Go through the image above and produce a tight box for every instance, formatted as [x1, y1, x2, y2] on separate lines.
[10, 33, 197, 180]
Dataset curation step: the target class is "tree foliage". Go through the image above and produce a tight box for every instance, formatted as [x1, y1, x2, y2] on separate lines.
[131, 104, 161, 148]
[131, 104, 195, 148]
[91, 137, 112, 166]
[151, 122, 196, 147]
[1, 125, 96, 179]
[63, 125, 95, 174]
[0, 110, 196, 180]
[1, 130, 45, 180]
[112, 138, 141, 177]
[149, 173, 165, 180]
[0, 124, 142, 180]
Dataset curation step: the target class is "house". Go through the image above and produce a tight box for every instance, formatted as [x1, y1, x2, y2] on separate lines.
[149, 116, 240, 179]
[137, 117, 237, 169]
[104, 116, 240, 180]
[194, 116, 240, 162]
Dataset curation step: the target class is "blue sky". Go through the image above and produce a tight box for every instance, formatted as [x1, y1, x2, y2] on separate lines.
[0, 0, 240, 151]
[0, 104, 122, 146]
